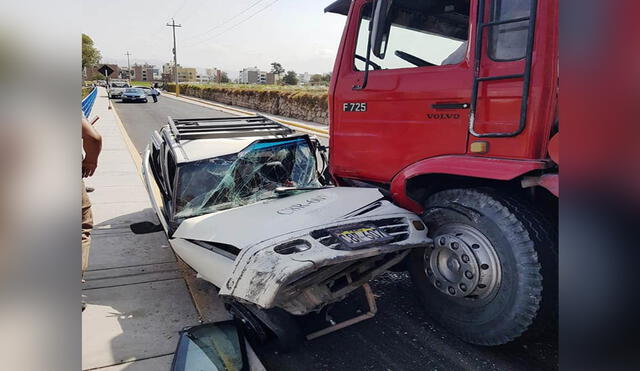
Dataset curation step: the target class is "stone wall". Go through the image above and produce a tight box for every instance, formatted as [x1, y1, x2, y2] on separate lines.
[167, 84, 329, 125]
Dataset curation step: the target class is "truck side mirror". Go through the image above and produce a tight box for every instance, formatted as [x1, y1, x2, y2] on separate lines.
[371, 0, 393, 59]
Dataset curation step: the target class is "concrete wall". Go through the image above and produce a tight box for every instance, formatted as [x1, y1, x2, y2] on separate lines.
[168, 84, 329, 125]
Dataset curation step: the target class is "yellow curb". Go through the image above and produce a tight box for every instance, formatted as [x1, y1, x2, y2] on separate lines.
[111, 101, 166, 210]
[111, 103, 143, 175]
[164, 92, 330, 137]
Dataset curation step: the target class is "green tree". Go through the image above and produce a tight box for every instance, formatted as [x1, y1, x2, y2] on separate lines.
[94, 72, 106, 81]
[321, 73, 332, 84]
[310, 74, 323, 85]
[220, 71, 230, 83]
[82, 33, 101, 69]
[270, 62, 285, 76]
[282, 70, 299, 85]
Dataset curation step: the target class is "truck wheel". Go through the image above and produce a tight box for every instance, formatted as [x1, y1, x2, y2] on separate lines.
[408, 188, 554, 345]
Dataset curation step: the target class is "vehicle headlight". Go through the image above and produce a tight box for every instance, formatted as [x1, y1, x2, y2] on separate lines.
[274, 240, 311, 255]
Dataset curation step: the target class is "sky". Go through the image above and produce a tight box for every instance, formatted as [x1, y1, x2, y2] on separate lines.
[81, 0, 347, 79]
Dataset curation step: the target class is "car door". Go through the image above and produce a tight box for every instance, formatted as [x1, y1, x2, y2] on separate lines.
[142, 131, 173, 233]
[330, 0, 474, 184]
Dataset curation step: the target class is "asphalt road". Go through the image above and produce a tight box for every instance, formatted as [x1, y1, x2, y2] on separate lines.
[113, 96, 558, 371]
[112, 94, 234, 156]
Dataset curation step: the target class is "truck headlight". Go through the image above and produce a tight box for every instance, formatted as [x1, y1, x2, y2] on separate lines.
[274, 240, 311, 255]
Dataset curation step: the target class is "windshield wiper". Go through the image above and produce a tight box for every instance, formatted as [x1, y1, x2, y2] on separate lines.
[274, 186, 333, 194]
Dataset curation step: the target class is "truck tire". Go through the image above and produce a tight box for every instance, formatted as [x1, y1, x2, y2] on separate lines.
[408, 188, 555, 345]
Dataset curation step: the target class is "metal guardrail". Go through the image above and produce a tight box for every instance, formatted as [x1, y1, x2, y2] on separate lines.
[82, 87, 98, 118]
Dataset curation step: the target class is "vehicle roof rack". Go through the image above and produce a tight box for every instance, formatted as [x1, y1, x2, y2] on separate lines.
[167, 115, 295, 140]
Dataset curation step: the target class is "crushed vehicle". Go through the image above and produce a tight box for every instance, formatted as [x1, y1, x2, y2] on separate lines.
[141, 115, 431, 348]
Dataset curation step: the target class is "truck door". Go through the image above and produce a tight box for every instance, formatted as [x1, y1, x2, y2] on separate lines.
[330, 0, 473, 183]
[467, 0, 545, 159]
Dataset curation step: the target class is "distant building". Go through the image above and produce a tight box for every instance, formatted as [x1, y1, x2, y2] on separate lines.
[206, 68, 223, 83]
[195, 74, 209, 83]
[131, 63, 155, 81]
[258, 71, 268, 84]
[239, 67, 273, 84]
[248, 70, 259, 84]
[239, 67, 260, 84]
[266, 72, 282, 85]
[298, 72, 311, 85]
[163, 63, 197, 82]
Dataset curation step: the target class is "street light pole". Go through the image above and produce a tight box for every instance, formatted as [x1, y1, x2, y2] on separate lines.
[166, 18, 182, 96]
[125, 51, 132, 85]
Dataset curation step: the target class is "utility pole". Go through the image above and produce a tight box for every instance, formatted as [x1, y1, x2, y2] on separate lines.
[166, 18, 182, 96]
[125, 51, 132, 85]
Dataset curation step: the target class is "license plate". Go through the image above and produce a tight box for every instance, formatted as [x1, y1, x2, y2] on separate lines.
[331, 225, 393, 249]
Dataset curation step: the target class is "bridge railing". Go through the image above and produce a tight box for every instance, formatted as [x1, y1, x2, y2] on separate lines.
[81, 87, 98, 118]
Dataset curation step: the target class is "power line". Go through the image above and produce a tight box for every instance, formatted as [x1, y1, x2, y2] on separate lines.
[179, 0, 209, 24]
[188, 0, 280, 45]
[184, 0, 268, 42]
[172, 0, 189, 18]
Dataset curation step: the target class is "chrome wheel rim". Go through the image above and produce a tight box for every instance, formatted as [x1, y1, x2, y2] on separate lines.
[424, 223, 501, 303]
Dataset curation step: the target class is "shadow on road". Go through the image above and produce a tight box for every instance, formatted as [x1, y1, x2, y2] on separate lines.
[254, 271, 558, 371]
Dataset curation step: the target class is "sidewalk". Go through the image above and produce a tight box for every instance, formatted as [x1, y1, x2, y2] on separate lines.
[82, 88, 263, 370]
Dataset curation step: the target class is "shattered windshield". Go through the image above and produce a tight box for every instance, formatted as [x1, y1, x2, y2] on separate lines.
[174, 137, 323, 219]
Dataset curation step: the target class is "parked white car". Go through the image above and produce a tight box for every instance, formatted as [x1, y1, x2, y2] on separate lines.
[107, 80, 129, 98]
[141, 115, 431, 348]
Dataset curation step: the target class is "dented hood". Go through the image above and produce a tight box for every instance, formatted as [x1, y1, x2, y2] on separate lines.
[173, 187, 385, 248]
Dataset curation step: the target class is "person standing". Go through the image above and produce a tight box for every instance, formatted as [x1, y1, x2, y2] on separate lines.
[82, 114, 102, 304]
[150, 85, 159, 103]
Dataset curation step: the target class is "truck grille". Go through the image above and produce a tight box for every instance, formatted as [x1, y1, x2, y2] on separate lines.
[310, 218, 409, 250]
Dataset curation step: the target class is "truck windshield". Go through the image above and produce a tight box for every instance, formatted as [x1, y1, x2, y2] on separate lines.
[174, 137, 322, 219]
[355, 1, 469, 70]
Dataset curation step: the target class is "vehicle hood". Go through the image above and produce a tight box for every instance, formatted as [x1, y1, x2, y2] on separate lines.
[173, 187, 389, 248]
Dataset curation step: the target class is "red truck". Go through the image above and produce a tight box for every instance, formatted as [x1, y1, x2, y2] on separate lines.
[325, 0, 558, 345]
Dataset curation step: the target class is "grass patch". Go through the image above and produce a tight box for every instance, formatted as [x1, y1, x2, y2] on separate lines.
[81, 87, 93, 99]
[168, 83, 327, 95]
[166, 83, 329, 123]
[131, 81, 152, 87]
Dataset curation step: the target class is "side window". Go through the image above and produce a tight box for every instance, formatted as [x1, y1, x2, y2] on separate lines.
[488, 0, 531, 61]
[165, 150, 177, 194]
[354, 2, 469, 71]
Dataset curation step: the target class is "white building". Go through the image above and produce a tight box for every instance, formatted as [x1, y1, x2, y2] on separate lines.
[238, 67, 261, 84]
[298, 72, 311, 85]
[258, 71, 268, 84]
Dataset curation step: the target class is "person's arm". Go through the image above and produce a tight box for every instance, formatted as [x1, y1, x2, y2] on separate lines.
[82, 115, 102, 177]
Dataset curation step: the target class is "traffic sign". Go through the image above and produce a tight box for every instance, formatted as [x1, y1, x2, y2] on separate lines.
[98, 65, 114, 77]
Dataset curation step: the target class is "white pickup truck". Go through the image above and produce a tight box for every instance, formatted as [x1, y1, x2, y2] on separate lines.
[107, 80, 130, 99]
